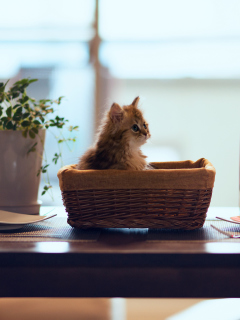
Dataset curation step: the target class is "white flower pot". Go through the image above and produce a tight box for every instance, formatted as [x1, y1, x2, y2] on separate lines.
[0, 130, 45, 214]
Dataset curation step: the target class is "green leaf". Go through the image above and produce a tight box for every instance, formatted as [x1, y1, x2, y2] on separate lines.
[19, 96, 29, 104]
[22, 129, 28, 138]
[28, 79, 38, 84]
[41, 184, 52, 196]
[68, 125, 79, 132]
[57, 96, 64, 104]
[6, 106, 12, 118]
[15, 106, 23, 114]
[31, 127, 38, 134]
[14, 78, 38, 87]
[13, 113, 22, 121]
[23, 105, 30, 111]
[29, 130, 36, 139]
[0, 79, 9, 93]
[27, 142, 37, 155]
[6, 121, 13, 129]
[22, 113, 30, 119]
[10, 85, 19, 92]
[12, 92, 20, 99]
[40, 116, 45, 123]
[52, 152, 61, 164]
[4, 79, 9, 88]
[33, 120, 41, 125]
[37, 165, 49, 176]
[22, 96, 29, 103]
[13, 104, 21, 109]
[13, 107, 23, 121]
[21, 120, 31, 127]
[39, 99, 52, 104]
[46, 108, 54, 114]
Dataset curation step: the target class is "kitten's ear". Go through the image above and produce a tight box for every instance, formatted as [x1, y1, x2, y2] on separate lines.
[110, 103, 123, 123]
[132, 96, 140, 108]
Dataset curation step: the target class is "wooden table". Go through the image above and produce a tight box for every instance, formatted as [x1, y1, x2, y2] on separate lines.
[0, 206, 240, 298]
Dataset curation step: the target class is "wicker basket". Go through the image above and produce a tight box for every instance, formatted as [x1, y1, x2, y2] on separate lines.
[57, 158, 215, 230]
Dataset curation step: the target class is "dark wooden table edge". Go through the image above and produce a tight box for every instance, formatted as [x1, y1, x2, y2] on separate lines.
[1, 265, 240, 298]
[1, 251, 240, 268]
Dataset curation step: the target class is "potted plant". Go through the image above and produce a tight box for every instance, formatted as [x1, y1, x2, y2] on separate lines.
[0, 78, 78, 214]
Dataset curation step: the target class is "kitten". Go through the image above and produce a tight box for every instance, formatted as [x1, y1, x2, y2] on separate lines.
[77, 97, 152, 170]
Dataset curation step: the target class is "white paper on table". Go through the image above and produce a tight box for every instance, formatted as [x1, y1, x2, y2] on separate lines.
[0, 209, 57, 230]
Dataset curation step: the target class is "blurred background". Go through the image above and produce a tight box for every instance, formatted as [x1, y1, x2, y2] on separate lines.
[1, 2, 240, 319]
[0, 0, 240, 207]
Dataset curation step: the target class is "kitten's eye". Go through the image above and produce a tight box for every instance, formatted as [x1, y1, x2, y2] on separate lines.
[132, 124, 139, 132]
[143, 123, 147, 129]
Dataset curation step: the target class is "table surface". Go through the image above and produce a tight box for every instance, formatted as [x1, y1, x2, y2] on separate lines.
[0, 206, 240, 298]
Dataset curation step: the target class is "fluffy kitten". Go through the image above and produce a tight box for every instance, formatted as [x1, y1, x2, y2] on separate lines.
[77, 97, 152, 170]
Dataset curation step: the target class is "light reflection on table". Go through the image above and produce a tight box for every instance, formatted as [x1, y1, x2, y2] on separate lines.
[204, 242, 240, 254]
[36, 242, 70, 253]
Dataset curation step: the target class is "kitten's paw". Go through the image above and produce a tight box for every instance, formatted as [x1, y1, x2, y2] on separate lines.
[145, 163, 155, 170]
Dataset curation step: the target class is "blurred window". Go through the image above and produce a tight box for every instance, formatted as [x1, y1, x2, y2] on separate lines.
[99, 0, 240, 79]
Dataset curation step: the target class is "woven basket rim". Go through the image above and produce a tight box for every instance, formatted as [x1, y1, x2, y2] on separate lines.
[58, 158, 216, 192]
